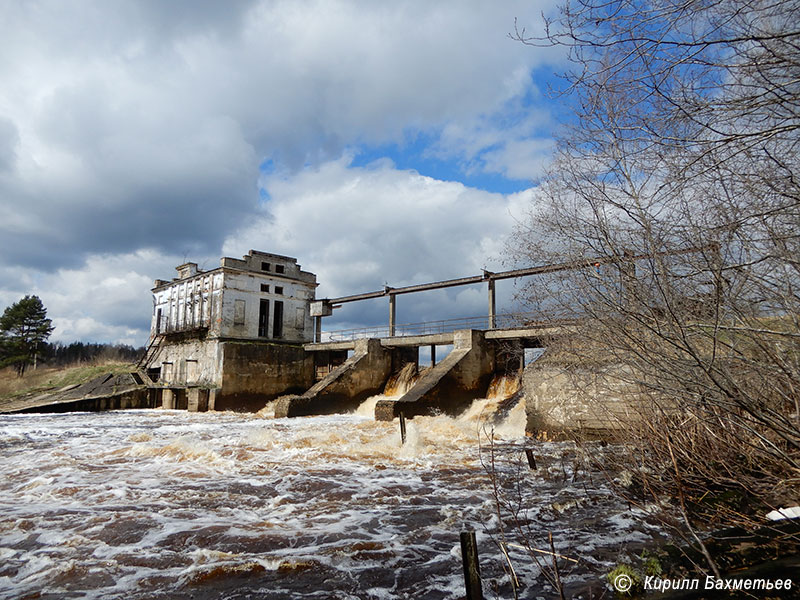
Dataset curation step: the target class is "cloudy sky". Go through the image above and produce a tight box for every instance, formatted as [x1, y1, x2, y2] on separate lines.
[0, 0, 565, 345]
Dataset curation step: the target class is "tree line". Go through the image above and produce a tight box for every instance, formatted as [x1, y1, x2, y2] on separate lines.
[0, 295, 144, 376]
[38, 341, 145, 367]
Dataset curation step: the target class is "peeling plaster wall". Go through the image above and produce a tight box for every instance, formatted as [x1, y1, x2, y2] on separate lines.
[149, 250, 317, 344]
[522, 364, 640, 435]
[151, 272, 224, 336]
[218, 270, 314, 342]
[152, 339, 222, 387]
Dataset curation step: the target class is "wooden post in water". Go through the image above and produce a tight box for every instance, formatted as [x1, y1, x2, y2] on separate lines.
[525, 448, 537, 470]
[399, 412, 407, 445]
[460, 529, 482, 600]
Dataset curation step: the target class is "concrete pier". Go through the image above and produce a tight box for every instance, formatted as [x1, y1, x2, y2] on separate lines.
[187, 388, 210, 412]
[375, 329, 495, 421]
[162, 388, 176, 409]
[275, 338, 393, 417]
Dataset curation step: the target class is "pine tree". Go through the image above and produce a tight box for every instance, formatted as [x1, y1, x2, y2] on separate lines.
[0, 295, 55, 376]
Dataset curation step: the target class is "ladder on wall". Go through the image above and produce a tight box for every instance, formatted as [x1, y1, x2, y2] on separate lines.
[136, 334, 164, 372]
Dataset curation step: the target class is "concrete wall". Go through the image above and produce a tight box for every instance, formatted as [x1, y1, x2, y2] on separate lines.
[218, 269, 314, 343]
[152, 338, 222, 387]
[154, 339, 316, 413]
[522, 362, 640, 435]
[214, 341, 315, 411]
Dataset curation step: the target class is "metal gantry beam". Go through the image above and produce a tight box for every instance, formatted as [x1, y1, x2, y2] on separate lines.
[310, 245, 714, 337]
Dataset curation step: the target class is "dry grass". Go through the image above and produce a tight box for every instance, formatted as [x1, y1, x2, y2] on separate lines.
[0, 361, 135, 403]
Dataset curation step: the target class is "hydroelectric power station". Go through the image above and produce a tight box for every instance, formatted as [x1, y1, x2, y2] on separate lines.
[137, 249, 553, 422]
[2, 249, 641, 434]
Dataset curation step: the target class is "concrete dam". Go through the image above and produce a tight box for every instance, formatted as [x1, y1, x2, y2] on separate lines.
[3, 249, 618, 433]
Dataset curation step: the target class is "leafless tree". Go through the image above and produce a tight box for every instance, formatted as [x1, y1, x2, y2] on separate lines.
[509, 0, 800, 572]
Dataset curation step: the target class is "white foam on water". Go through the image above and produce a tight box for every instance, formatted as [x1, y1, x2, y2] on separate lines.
[352, 394, 385, 418]
[0, 408, 665, 599]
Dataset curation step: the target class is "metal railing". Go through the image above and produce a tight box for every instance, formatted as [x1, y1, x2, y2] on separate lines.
[323, 312, 549, 342]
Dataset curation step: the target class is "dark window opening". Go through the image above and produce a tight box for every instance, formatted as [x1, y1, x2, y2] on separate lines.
[273, 301, 283, 338]
[261, 262, 270, 271]
[259, 299, 269, 337]
[275, 286, 284, 295]
[260, 284, 269, 292]
[156, 308, 162, 333]
[275, 264, 285, 274]
[146, 367, 161, 383]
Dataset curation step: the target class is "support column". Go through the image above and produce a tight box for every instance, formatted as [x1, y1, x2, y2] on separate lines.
[187, 388, 200, 412]
[208, 388, 219, 411]
[389, 294, 396, 337]
[487, 278, 496, 329]
[315, 315, 322, 343]
[162, 389, 175, 409]
[431, 345, 436, 366]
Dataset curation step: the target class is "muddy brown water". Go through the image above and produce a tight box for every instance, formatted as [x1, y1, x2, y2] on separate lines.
[0, 397, 667, 599]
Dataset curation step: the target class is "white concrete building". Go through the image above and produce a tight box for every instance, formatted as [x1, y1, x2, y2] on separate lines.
[143, 250, 318, 410]
[150, 250, 316, 343]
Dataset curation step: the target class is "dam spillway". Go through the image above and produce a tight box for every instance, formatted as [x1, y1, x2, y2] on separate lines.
[274, 327, 544, 421]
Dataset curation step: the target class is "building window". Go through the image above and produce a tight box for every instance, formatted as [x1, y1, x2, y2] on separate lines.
[259, 299, 269, 337]
[261, 262, 270, 271]
[260, 284, 269, 292]
[275, 264, 285, 274]
[275, 286, 284, 295]
[234, 299, 246, 325]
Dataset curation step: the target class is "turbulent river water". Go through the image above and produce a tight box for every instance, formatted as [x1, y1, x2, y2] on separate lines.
[0, 393, 666, 599]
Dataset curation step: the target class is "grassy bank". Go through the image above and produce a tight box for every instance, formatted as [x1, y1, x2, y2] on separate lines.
[0, 362, 136, 407]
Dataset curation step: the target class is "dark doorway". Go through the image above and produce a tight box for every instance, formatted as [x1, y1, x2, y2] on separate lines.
[156, 308, 162, 333]
[259, 299, 269, 337]
[146, 367, 161, 383]
[273, 301, 283, 338]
